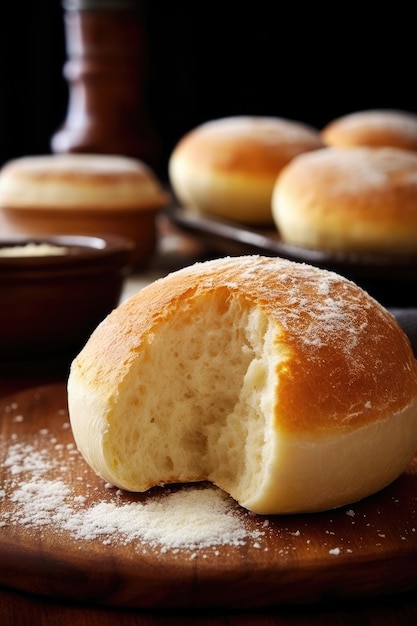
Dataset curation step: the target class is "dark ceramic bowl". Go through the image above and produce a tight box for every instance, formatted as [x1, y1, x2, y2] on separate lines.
[0, 234, 134, 361]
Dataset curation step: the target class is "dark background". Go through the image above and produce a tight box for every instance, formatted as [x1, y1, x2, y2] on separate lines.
[0, 1, 415, 181]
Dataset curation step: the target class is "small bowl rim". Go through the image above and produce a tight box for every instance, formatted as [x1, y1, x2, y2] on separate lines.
[0, 233, 135, 266]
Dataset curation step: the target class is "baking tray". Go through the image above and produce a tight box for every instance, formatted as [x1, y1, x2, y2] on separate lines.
[167, 207, 417, 308]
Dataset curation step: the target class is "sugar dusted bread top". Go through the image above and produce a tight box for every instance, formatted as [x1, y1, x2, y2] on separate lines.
[67, 255, 417, 514]
[272, 146, 417, 255]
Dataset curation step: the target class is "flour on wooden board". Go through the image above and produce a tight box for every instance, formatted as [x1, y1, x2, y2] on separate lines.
[2, 400, 413, 557]
[0, 409, 267, 555]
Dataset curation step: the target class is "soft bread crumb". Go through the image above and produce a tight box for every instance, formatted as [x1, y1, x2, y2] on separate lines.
[103, 299, 287, 507]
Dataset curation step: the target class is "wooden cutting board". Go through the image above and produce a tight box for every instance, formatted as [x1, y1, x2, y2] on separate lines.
[1, 383, 416, 609]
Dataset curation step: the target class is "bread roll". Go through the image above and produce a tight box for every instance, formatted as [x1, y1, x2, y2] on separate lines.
[321, 109, 417, 151]
[67, 255, 417, 515]
[168, 116, 323, 225]
[0, 154, 169, 267]
[0, 153, 167, 209]
[272, 146, 417, 255]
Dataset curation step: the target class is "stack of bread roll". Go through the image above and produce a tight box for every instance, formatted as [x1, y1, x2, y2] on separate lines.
[272, 109, 417, 255]
[168, 110, 417, 258]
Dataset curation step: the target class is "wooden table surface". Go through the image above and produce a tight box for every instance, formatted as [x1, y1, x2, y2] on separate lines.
[1, 218, 417, 625]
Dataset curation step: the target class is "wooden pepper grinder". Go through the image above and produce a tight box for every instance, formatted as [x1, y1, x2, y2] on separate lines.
[51, 0, 159, 169]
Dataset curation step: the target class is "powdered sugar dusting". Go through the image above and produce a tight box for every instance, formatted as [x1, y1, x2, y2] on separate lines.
[168, 254, 379, 356]
[296, 146, 417, 196]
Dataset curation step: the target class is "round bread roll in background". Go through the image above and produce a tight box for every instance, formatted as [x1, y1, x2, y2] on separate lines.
[321, 109, 417, 151]
[67, 255, 417, 515]
[272, 146, 417, 255]
[168, 116, 323, 225]
[0, 153, 169, 267]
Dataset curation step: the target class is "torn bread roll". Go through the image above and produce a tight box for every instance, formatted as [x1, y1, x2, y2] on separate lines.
[67, 255, 417, 515]
[168, 116, 323, 225]
[321, 109, 417, 151]
[272, 146, 417, 255]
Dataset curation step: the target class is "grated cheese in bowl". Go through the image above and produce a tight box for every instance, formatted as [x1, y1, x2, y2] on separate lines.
[0, 243, 68, 257]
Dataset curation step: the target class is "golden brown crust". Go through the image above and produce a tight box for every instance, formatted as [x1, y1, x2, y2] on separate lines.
[272, 146, 417, 254]
[173, 116, 322, 175]
[322, 109, 417, 150]
[71, 255, 417, 436]
[168, 116, 323, 225]
[0, 154, 169, 210]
